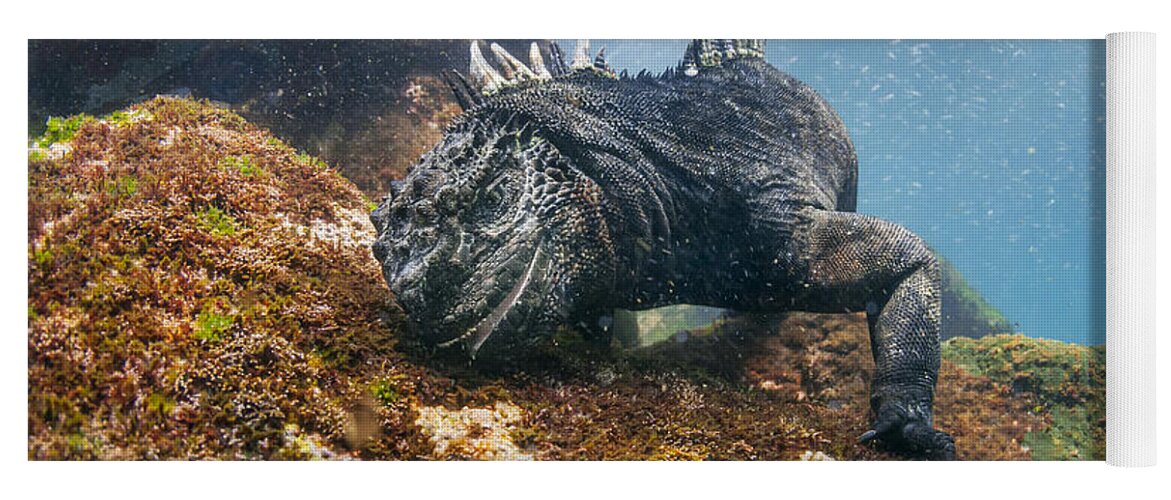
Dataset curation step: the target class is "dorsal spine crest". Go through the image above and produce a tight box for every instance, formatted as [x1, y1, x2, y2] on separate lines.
[452, 39, 767, 108]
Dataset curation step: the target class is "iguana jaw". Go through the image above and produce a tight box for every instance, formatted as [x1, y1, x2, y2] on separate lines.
[437, 245, 547, 357]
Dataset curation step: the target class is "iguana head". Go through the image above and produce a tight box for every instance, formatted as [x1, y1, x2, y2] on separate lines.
[371, 45, 615, 356]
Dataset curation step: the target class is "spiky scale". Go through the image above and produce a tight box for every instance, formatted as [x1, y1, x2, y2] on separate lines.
[570, 39, 591, 69]
[490, 43, 536, 81]
[549, 41, 568, 76]
[469, 42, 506, 93]
[529, 42, 552, 80]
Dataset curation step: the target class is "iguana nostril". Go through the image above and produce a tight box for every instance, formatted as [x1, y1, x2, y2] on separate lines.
[389, 180, 405, 198]
[372, 239, 389, 261]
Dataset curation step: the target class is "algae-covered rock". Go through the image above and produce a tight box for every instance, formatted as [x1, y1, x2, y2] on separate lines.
[942, 335, 1105, 460]
[415, 402, 531, 460]
[27, 98, 1101, 461]
[939, 257, 1015, 339]
[648, 312, 1100, 460]
[28, 97, 417, 459]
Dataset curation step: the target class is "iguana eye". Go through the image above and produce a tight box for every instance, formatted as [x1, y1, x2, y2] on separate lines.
[465, 174, 515, 227]
[487, 184, 506, 203]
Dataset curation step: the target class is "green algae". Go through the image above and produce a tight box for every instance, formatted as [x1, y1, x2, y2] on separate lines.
[942, 335, 1103, 402]
[197, 206, 238, 237]
[102, 110, 134, 127]
[36, 114, 93, 147]
[146, 392, 176, 417]
[101, 109, 150, 128]
[107, 174, 138, 197]
[32, 247, 52, 267]
[294, 152, 327, 169]
[1024, 406, 1097, 460]
[194, 309, 235, 342]
[219, 154, 262, 176]
[371, 376, 408, 407]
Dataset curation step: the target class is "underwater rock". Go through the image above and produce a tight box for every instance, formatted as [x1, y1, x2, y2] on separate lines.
[939, 257, 1015, 339]
[27, 97, 404, 459]
[27, 98, 1100, 460]
[613, 305, 727, 348]
[942, 334, 1105, 460]
[800, 450, 835, 461]
[415, 402, 531, 460]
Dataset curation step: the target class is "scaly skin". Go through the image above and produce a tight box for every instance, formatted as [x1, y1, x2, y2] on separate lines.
[371, 40, 955, 459]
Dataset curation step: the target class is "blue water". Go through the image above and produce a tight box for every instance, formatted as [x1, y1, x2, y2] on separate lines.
[563, 40, 1106, 345]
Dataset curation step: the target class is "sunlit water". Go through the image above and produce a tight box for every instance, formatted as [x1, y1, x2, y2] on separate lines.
[564, 39, 1106, 345]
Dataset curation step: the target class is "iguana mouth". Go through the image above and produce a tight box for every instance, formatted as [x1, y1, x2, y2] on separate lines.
[437, 246, 546, 357]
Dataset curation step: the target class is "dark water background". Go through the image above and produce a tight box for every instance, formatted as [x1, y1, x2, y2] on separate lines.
[569, 40, 1106, 345]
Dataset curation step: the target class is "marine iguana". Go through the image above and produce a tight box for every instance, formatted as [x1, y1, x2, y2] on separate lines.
[370, 39, 956, 459]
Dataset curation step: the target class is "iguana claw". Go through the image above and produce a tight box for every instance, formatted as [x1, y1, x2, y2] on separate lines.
[862, 400, 956, 460]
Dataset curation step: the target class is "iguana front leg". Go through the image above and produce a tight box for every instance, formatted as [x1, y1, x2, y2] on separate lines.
[786, 208, 955, 460]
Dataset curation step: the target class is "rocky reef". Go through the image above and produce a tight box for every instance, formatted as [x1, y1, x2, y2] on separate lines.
[27, 98, 1103, 460]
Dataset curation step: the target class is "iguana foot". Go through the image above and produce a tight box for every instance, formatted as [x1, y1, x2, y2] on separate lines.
[859, 400, 956, 460]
